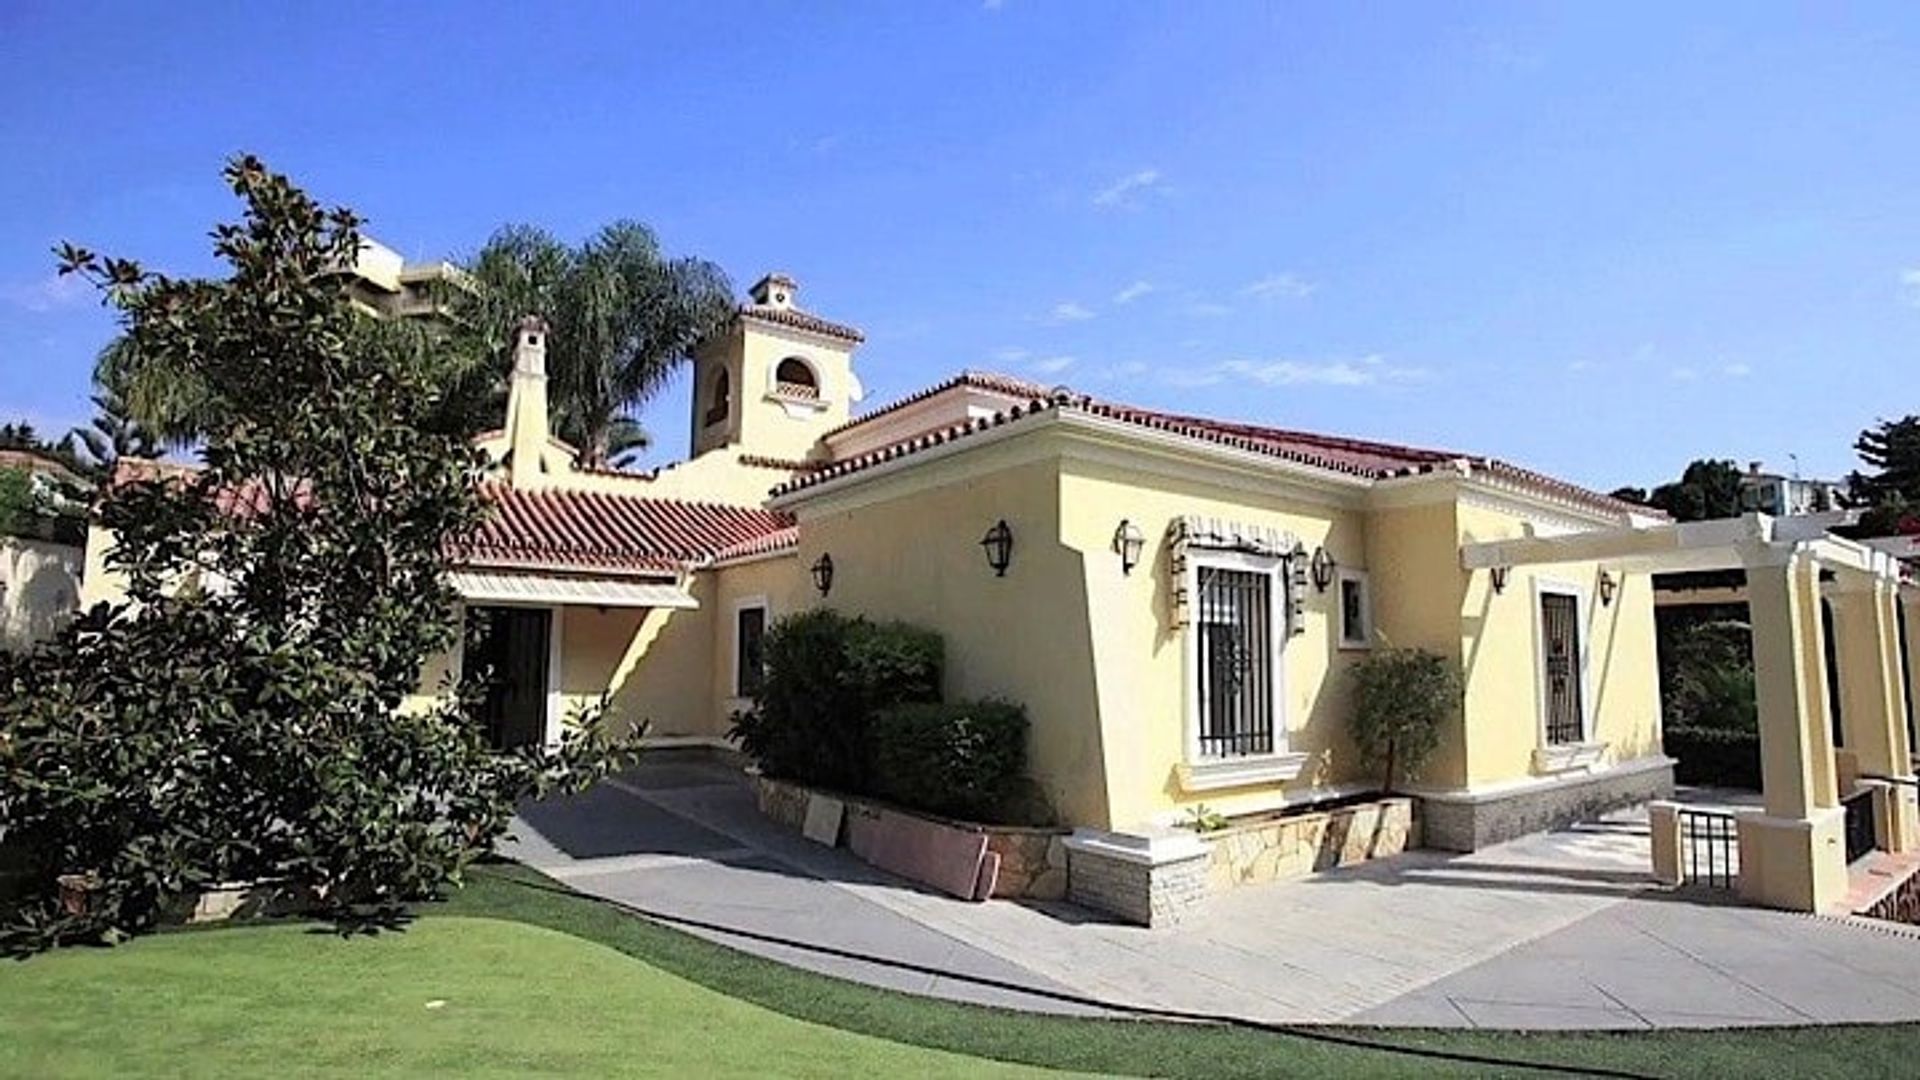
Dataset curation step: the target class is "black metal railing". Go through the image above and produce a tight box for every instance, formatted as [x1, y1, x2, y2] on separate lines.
[1677, 808, 1738, 889]
[1843, 788, 1879, 864]
[1195, 566, 1275, 758]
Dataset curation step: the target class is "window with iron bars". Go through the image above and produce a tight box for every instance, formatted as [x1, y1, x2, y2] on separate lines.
[1195, 564, 1277, 758]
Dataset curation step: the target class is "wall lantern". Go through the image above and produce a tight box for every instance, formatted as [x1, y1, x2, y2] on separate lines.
[810, 553, 835, 597]
[1113, 519, 1145, 575]
[1598, 569, 1617, 607]
[1490, 566, 1511, 594]
[980, 519, 1014, 577]
[1310, 546, 1338, 593]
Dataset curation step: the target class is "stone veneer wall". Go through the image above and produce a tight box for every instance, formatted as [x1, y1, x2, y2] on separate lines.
[1420, 758, 1674, 852]
[751, 773, 1070, 901]
[1066, 844, 1210, 928]
[1205, 797, 1417, 891]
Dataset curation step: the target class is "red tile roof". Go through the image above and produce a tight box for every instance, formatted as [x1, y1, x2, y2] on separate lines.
[737, 304, 865, 343]
[824, 370, 1062, 440]
[709, 525, 800, 564]
[454, 486, 796, 576]
[777, 380, 1658, 519]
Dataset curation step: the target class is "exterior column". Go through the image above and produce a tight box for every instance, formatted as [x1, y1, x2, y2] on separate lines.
[1902, 586, 1920, 760]
[1738, 548, 1848, 912]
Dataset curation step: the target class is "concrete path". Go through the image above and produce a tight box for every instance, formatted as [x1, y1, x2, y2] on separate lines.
[506, 759, 1920, 1029]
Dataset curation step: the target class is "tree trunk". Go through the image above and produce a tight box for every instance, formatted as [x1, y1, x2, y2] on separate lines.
[1383, 738, 1397, 794]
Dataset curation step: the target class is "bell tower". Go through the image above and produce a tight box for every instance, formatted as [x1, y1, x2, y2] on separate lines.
[689, 272, 864, 462]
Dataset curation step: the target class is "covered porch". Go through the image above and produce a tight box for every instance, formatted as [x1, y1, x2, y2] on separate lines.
[1463, 513, 1920, 913]
[449, 567, 698, 750]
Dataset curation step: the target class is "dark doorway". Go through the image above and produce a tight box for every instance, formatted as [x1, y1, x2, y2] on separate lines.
[466, 605, 552, 750]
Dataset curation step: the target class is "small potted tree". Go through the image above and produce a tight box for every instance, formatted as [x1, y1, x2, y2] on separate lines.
[1349, 647, 1461, 792]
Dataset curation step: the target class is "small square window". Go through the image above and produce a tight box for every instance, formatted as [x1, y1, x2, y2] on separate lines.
[1337, 570, 1371, 650]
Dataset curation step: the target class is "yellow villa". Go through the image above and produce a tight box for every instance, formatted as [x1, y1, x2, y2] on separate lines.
[82, 273, 1920, 923]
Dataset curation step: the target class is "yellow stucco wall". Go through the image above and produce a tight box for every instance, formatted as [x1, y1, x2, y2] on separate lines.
[1455, 502, 1664, 787]
[788, 451, 1112, 826]
[1365, 500, 1471, 788]
[704, 555, 806, 735]
[1059, 456, 1370, 828]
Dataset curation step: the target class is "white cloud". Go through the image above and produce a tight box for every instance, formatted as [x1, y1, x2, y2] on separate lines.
[1, 273, 89, 313]
[1161, 354, 1426, 389]
[1240, 272, 1316, 301]
[1045, 301, 1094, 324]
[1566, 360, 1593, 373]
[1091, 168, 1163, 209]
[983, 0, 1004, 9]
[1112, 280, 1154, 305]
[1031, 355, 1077, 375]
[1723, 362, 1752, 378]
[1669, 366, 1700, 381]
[991, 346, 1030, 365]
[1900, 268, 1920, 305]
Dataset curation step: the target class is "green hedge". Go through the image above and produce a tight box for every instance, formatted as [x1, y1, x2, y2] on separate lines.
[869, 700, 1028, 823]
[730, 609, 942, 793]
[1666, 725, 1761, 790]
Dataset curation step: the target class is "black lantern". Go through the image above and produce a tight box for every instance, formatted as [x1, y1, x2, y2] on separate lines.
[1114, 519, 1145, 575]
[810, 553, 835, 597]
[1310, 546, 1338, 593]
[1490, 566, 1511, 594]
[1598, 569, 1617, 607]
[980, 519, 1014, 577]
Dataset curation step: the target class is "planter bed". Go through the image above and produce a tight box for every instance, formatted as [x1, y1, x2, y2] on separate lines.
[751, 772, 1069, 902]
[1198, 794, 1419, 893]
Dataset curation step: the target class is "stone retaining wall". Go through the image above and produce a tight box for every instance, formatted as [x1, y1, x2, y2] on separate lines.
[1203, 796, 1417, 891]
[751, 773, 1069, 901]
[1420, 758, 1674, 852]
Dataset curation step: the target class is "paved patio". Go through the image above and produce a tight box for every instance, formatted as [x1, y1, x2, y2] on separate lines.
[503, 757, 1920, 1029]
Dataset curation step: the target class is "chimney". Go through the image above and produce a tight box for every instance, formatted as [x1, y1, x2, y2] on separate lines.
[1748, 460, 1763, 476]
[749, 272, 798, 311]
[505, 315, 551, 488]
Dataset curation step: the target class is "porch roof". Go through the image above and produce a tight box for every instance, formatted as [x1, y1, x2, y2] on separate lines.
[449, 569, 697, 609]
[452, 485, 796, 576]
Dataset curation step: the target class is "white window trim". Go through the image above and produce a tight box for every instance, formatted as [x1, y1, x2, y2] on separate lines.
[766, 355, 830, 417]
[1177, 549, 1306, 790]
[1335, 567, 1373, 651]
[1530, 577, 1600, 766]
[729, 594, 771, 708]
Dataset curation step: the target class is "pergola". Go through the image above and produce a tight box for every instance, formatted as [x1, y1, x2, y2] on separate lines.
[1462, 513, 1920, 912]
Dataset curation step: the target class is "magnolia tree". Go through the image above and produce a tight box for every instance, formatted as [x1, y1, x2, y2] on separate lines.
[0, 157, 636, 950]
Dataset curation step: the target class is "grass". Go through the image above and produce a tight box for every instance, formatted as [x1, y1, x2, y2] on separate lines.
[3, 861, 1918, 1078]
[0, 914, 1065, 1079]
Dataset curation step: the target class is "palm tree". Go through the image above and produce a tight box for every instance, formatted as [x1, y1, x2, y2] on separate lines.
[70, 389, 160, 478]
[461, 222, 734, 466]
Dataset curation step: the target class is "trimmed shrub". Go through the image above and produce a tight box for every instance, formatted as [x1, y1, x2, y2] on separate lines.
[1349, 647, 1461, 791]
[869, 700, 1028, 823]
[730, 609, 942, 792]
[1666, 725, 1762, 790]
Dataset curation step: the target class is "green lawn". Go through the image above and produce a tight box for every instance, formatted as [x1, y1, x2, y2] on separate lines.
[0, 915, 1065, 1079]
[1, 862, 1917, 1078]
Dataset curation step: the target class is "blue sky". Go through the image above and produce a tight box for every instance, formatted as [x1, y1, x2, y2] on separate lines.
[4, 2, 1920, 489]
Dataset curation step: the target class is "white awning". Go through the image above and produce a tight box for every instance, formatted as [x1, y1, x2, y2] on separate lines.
[449, 570, 698, 609]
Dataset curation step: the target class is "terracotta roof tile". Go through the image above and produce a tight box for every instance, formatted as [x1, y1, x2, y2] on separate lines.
[453, 486, 795, 576]
[824, 370, 1062, 439]
[710, 525, 800, 563]
[778, 377, 1659, 519]
[738, 304, 865, 343]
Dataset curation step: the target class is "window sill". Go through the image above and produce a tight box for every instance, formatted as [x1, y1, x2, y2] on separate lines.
[1533, 742, 1607, 776]
[1178, 752, 1308, 793]
[765, 392, 830, 419]
[1337, 638, 1373, 652]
